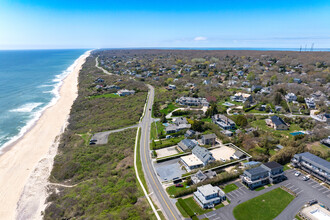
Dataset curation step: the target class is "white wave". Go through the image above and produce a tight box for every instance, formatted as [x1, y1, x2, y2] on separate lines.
[9, 103, 43, 113]
[0, 50, 91, 154]
[37, 84, 54, 88]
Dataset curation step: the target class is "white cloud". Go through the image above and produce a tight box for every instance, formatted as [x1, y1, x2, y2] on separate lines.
[194, 36, 207, 41]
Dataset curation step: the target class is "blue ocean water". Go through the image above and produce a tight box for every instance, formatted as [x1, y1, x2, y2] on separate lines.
[0, 49, 88, 151]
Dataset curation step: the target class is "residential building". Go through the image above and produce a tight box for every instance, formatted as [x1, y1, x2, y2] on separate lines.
[194, 184, 226, 209]
[266, 116, 289, 130]
[291, 152, 330, 184]
[293, 78, 302, 84]
[165, 123, 191, 134]
[212, 114, 236, 130]
[178, 139, 198, 152]
[321, 136, 330, 147]
[305, 98, 316, 109]
[230, 92, 252, 103]
[117, 89, 135, 96]
[173, 117, 188, 126]
[191, 170, 217, 184]
[176, 97, 209, 107]
[285, 93, 297, 102]
[168, 84, 176, 90]
[252, 85, 263, 92]
[231, 150, 245, 160]
[241, 161, 285, 189]
[185, 130, 196, 138]
[201, 133, 217, 145]
[180, 154, 203, 171]
[222, 130, 233, 137]
[275, 105, 282, 112]
[192, 145, 215, 166]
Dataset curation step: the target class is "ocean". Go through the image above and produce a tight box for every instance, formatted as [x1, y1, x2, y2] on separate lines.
[0, 49, 88, 151]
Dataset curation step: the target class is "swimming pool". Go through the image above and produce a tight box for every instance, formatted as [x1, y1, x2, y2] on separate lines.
[223, 102, 235, 107]
[290, 131, 305, 136]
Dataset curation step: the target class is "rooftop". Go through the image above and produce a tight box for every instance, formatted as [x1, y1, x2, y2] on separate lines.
[181, 154, 203, 167]
[295, 152, 330, 173]
[262, 161, 283, 169]
[245, 166, 267, 176]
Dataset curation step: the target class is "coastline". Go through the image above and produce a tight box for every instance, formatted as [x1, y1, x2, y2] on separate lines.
[0, 50, 91, 220]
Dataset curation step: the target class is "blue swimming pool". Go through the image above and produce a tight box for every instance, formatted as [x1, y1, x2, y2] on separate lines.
[290, 131, 305, 136]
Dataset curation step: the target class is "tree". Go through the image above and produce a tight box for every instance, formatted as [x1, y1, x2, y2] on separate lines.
[160, 113, 167, 123]
[235, 115, 248, 127]
[191, 120, 204, 132]
[297, 96, 304, 103]
[205, 103, 218, 118]
[274, 92, 282, 105]
[246, 72, 255, 81]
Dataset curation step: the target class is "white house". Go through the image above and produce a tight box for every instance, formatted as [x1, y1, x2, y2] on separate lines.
[285, 93, 297, 102]
[194, 184, 226, 209]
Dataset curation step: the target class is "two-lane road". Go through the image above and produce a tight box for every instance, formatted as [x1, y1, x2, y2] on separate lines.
[140, 85, 182, 220]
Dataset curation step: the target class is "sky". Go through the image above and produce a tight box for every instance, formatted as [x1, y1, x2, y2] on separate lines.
[0, 0, 330, 49]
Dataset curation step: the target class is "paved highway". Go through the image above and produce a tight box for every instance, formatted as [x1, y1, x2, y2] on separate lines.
[140, 85, 182, 220]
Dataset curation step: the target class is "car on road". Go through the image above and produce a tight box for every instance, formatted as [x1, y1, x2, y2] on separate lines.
[302, 176, 310, 181]
[308, 199, 318, 206]
[295, 171, 301, 177]
[175, 184, 183, 187]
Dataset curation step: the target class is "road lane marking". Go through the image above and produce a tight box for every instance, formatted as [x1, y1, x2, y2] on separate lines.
[143, 119, 177, 220]
[296, 190, 303, 195]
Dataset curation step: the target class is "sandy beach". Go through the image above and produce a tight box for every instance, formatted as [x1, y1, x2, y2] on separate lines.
[0, 51, 90, 220]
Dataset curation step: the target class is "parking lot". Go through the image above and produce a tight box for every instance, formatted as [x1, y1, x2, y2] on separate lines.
[154, 158, 187, 182]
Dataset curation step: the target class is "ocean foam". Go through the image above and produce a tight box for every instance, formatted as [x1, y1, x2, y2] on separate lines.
[9, 103, 43, 113]
[0, 50, 91, 153]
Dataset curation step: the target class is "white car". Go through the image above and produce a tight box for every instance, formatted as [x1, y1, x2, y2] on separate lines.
[302, 176, 310, 181]
[295, 171, 301, 177]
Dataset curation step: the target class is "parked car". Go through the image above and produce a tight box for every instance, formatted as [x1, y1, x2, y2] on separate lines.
[175, 184, 183, 187]
[302, 176, 310, 181]
[295, 171, 301, 177]
[166, 135, 172, 139]
[308, 200, 317, 206]
[89, 142, 96, 145]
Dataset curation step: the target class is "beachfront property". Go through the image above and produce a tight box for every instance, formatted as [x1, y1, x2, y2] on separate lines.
[230, 92, 252, 103]
[191, 170, 217, 184]
[178, 139, 198, 152]
[241, 161, 285, 189]
[285, 93, 297, 102]
[291, 152, 330, 184]
[266, 116, 289, 130]
[175, 96, 209, 107]
[201, 133, 217, 145]
[194, 184, 226, 209]
[117, 89, 135, 96]
[305, 97, 316, 109]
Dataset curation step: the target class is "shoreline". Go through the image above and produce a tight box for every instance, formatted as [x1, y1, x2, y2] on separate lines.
[0, 50, 91, 220]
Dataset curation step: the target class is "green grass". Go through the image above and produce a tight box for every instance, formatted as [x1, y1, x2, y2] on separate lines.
[88, 93, 120, 99]
[166, 182, 189, 196]
[201, 118, 212, 123]
[310, 143, 330, 160]
[222, 183, 238, 193]
[183, 197, 212, 215]
[79, 133, 92, 146]
[136, 128, 148, 190]
[153, 136, 184, 149]
[254, 186, 265, 191]
[251, 119, 303, 137]
[233, 188, 295, 220]
[176, 201, 189, 218]
[283, 163, 291, 171]
[150, 122, 157, 140]
[160, 103, 179, 115]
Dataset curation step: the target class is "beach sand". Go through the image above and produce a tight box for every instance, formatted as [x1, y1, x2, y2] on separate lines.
[0, 51, 90, 220]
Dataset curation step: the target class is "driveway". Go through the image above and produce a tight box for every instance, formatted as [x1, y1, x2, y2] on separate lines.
[198, 169, 330, 220]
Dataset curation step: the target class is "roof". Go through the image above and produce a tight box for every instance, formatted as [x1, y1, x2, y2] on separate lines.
[181, 154, 203, 167]
[245, 166, 267, 176]
[192, 145, 215, 164]
[178, 139, 197, 151]
[202, 133, 217, 140]
[270, 116, 287, 126]
[276, 144, 284, 149]
[173, 117, 188, 125]
[262, 161, 283, 169]
[198, 184, 221, 197]
[295, 152, 330, 173]
[234, 150, 244, 158]
[165, 124, 178, 132]
[244, 161, 261, 167]
[193, 170, 207, 181]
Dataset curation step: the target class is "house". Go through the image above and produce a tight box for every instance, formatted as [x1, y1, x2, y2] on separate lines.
[94, 77, 104, 83]
[203, 80, 211, 85]
[241, 161, 285, 189]
[178, 139, 198, 152]
[275, 106, 282, 112]
[230, 93, 252, 103]
[201, 133, 217, 145]
[231, 150, 245, 160]
[117, 89, 135, 96]
[320, 136, 330, 147]
[222, 130, 233, 137]
[105, 85, 120, 90]
[242, 81, 250, 87]
[243, 161, 261, 168]
[165, 124, 178, 134]
[191, 170, 216, 184]
[260, 87, 271, 94]
[173, 117, 188, 126]
[276, 144, 284, 150]
[291, 152, 330, 184]
[251, 85, 263, 92]
[192, 145, 215, 166]
[293, 78, 302, 84]
[259, 105, 267, 111]
[180, 154, 203, 171]
[261, 162, 285, 184]
[176, 97, 209, 107]
[194, 184, 226, 209]
[185, 130, 196, 138]
[285, 93, 297, 102]
[305, 98, 316, 109]
[267, 116, 289, 130]
[168, 84, 176, 90]
[212, 114, 236, 130]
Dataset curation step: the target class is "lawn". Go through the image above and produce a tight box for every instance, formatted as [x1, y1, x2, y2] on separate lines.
[183, 197, 212, 215]
[310, 143, 330, 161]
[251, 119, 303, 137]
[88, 93, 120, 99]
[201, 118, 212, 123]
[254, 186, 265, 191]
[150, 121, 165, 140]
[233, 188, 295, 220]
[166, 182, 189, 196]
[222, 183, 238, 193]
[153, 136, 185, 150]
[160, 103, 179, 115]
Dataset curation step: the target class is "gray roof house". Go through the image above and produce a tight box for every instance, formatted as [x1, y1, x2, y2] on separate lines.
[194, 184, 226, 209]
[202, 133, 217, 145]
[192, 146, 215, 165]
[269, 116, 288, 130]
[173, 117, 188, 126]
[292, 152, 330, 184]
[191, 170, 217, 184]
[212, 114, 236, 130]
[241, 166, 269, 189]
[178, 139, 198, 152]
[185, 130, 196, 138]
[231, 150, 245, 160]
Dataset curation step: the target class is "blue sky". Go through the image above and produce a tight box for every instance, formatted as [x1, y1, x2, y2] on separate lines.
[0, 0, 330, 49]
